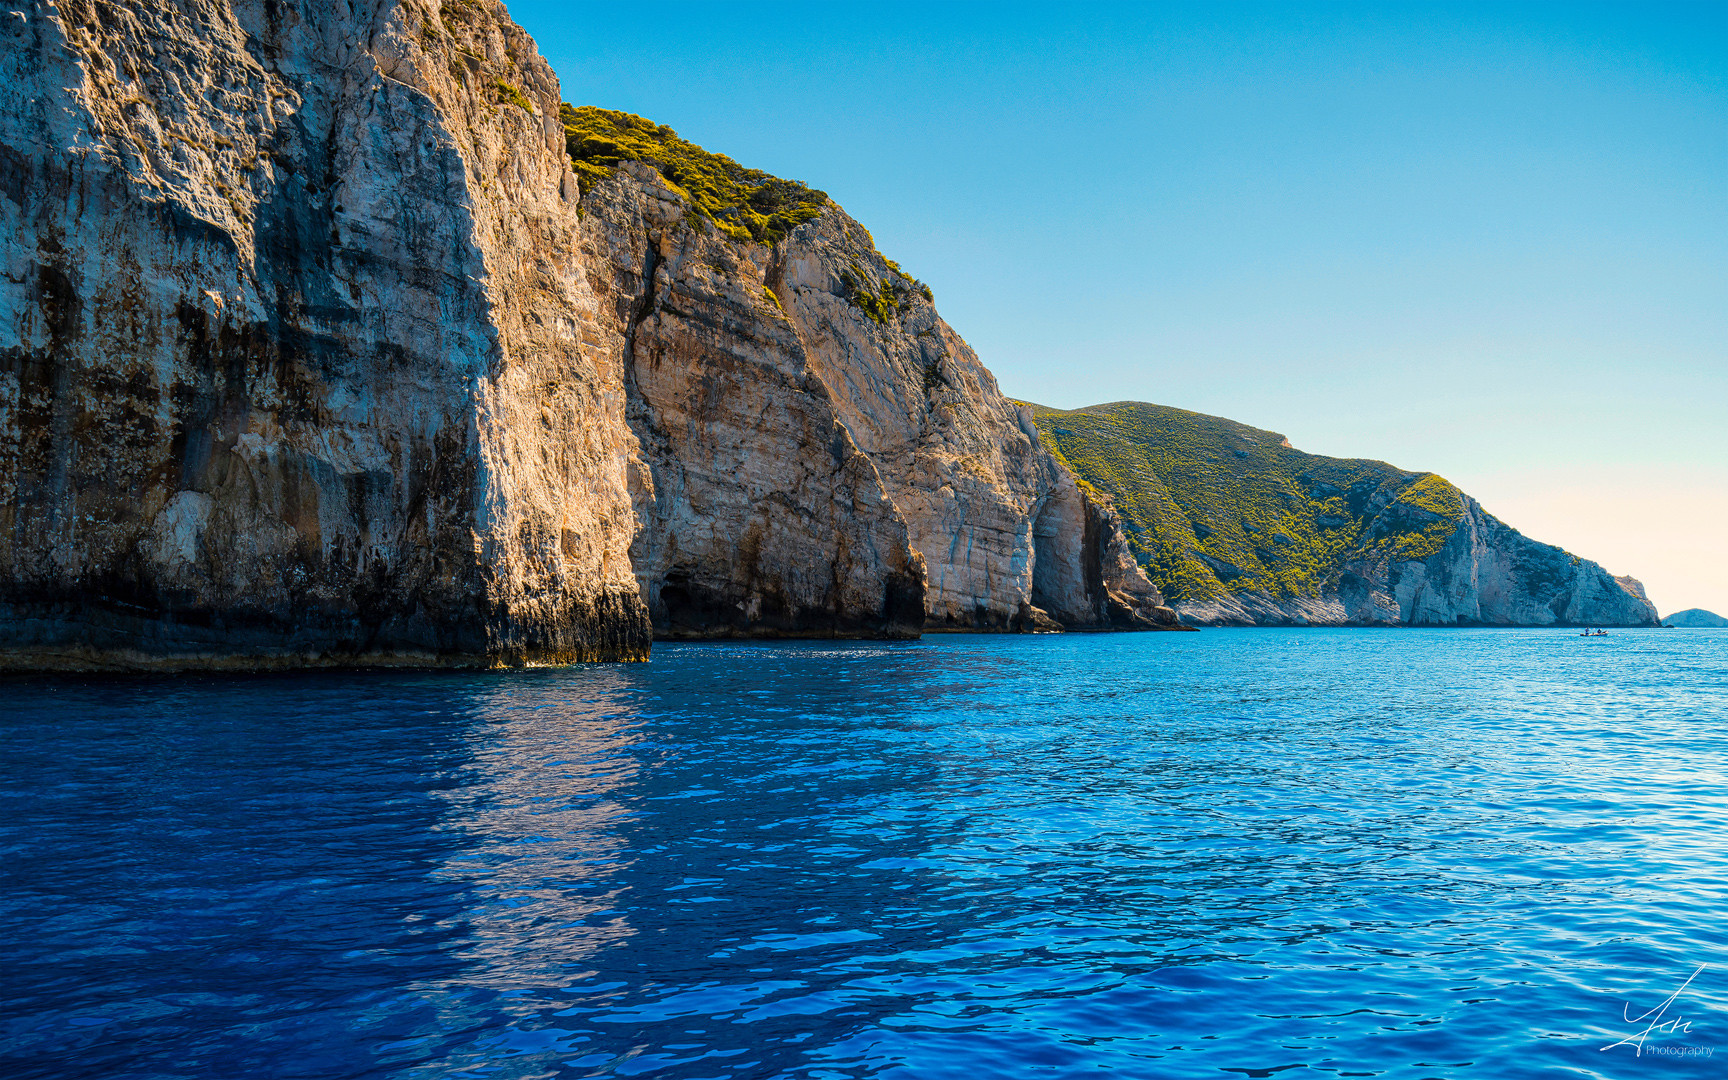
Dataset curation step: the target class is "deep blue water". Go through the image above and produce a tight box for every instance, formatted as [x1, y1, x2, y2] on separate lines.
[3, 629, 1726, 1080]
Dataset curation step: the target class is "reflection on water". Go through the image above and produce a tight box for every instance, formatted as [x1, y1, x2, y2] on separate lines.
[431, 676, 646, 985]
[2, 630, 1726, 1079]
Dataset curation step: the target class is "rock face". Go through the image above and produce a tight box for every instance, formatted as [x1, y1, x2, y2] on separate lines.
[0, 4, 1180, 669]
[0, 0, 648, 668]
[579, 162, 926, 639]
[10, 0, 1661, 660]
[572, 141, 1179, 637]
[773, 213, 1172, 632]
[1033, 401, 1660, 628]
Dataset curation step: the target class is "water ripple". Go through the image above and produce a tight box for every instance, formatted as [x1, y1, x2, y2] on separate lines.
[2, 629, 1725, 1078]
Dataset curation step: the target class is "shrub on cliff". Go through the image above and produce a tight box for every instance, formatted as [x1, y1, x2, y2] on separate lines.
[494, 80, 535, 113]
[561, 105, 830, 245]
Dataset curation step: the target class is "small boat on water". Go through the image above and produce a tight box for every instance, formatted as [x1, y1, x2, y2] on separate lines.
[1578, 628, 1609, 637]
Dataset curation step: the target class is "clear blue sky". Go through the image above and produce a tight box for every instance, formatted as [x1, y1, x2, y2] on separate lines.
[512, 1, 1728, 616]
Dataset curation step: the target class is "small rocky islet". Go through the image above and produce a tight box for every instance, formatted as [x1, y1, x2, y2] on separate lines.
[0, 0, 1656, 671]
[1663, 608, 1727, 628]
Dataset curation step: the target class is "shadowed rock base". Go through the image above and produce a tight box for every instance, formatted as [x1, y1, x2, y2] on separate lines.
[654, 567, 927, 641]
[0, 586, 652, 672]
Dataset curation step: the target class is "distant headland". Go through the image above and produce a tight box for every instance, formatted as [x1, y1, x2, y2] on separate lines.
[1026, 401, 1658, 629]
[1663, 609, 1728, 628]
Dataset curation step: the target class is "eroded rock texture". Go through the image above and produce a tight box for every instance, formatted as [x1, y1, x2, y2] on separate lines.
[576, 165, 1179, 636]
[580, 163, 925, 639]
[1, 0, 1183, 670]
[776, 216, 1173, 631]
[0, 0, 648, 668]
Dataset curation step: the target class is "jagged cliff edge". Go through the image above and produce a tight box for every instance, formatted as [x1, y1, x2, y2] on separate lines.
[0, 0, 1179, 671]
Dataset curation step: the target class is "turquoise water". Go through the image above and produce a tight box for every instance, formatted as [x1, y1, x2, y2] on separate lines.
[2, 629, 1725, 1078]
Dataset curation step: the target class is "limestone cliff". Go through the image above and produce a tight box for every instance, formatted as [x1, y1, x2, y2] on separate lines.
[20, 0, 1640, 658]
[1, 2, 1184, 672]
[566, 109, 1179, 636]
[773, 213, 1172, 631]
[579, 161, 925, 638]
[0, 0, 647, 668]
[1033, 401, 1660, 628]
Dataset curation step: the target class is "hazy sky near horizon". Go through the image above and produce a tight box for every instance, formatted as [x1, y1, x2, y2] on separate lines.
[513, 0, 1727, 617]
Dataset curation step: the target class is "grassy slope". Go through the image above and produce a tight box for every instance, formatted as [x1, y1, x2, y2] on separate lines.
[561, 105, 830, 245]
[1026, 401, 1466, 604]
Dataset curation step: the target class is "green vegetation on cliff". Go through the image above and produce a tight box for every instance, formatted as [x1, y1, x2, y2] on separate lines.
[561, 105, 830, 245]
[493, 80, 535, 114]
[838, 260, 928, 324]
[1026, 401, 1467, 604]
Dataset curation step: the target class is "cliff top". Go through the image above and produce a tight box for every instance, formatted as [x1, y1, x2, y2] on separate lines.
[1023, 400, 1467, 603]
[561, 105, 830, 245]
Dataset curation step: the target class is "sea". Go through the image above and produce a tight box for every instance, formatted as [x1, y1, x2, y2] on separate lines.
[2, 628, 1725, 1080]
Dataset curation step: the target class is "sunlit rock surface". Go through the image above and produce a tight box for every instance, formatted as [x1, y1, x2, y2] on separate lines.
[576, 164, 1179, 637]
[1, 0, 1186, 671]
[578, 163, 926, 639]
[0, 0, 647, 668]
